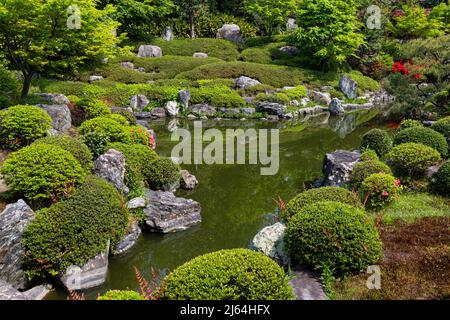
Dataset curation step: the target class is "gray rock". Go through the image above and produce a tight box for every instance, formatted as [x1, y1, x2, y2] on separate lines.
[289, 267, 326, 300]
[130, 94, 150, 112]
[165, 101, 179, 117]
[143, 189, 202, 233]
[94, 149, 129, 194]
[251, 223, 288, 265]
[0, 280, 29, 300]
[178, 90, 191, 110]
[111, 221, 141, 256]
[339, 75, 359, 99]
[0, 200, 35, 290]
[161, 27, 174, 41]
[298, 106, 328, 117]
[235, 76, 261, 89]
[423, 121, 436, 127]
[286, 18, 298, 30]
[313, 91, 332, 106]
[342, 102, 374, 111]
[219, 108, 240, 115]
[290, 100, 300, 107]
[322, 150, 361, 187]
[189, 104, 216, 116]
[37, 104, 72, 132]
[328, 98, 345, 116]
[120, 61, 135, 70]
[193, 52, 208, 58]
[35, 93, 69, 105]
[60, 242, 109, 290]
[279, 46, 300, 56]
[255, 102, 286, 118]
[137, 67, 146, 73]
[187, 114, 197, 120]
[134, 112, 153, 119]
[150, 107, 167, 119]
[285, 113, 294, 119]
[240, 107, 256, 115]
[320, 86, 334, 92]
[89, 75, 104, 82]
[23, 284, 53, 300]
[137, 45, 162, 58]
[180, 170, 198, 190]
[300, 97, 310, 107]
[46, 128, 61, 137]
[427, 163, 444, 179]
[127, 197, 146, 210]
[267, 115, 280, 121]
[216, 24, 243, 43]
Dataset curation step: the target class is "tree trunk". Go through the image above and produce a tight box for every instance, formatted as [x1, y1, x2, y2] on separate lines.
[20, 71, 34, 101]
[189, 14, 195, 39]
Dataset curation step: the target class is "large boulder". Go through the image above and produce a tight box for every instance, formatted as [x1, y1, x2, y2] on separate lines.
[35, 93, 70, 105]
[193, 52, 208, 58]
[0, 280, 29, 300]
[328, 98, 345, 116]
[322, 150, 361, 187]
[216, 24, 243, 43]
[251, 222, 288, 265]
[22, 284, 53, 300]
[180, 170, 198, 190]
[137, 45, 162, 58]
[130, 94, 150, 112]
[111, 221, 141, 256]
[235, 76, 261, 89]
[161, 27, 174, 41]
[59, 243, 109, 290]
[178, 90, 191, 110]
[143, 189, 202, 233]
[189, 104, 216, 117]
[279, 46, 300, 56]
[339, 75, 359, 99]
[255, 102, 286, 118]
[150, 107, 167, 119]
[165, 101, 179, 117]
[94, 149, 129, 194]
[0, 200, 35, 290]
[36, 104, 72, 132]
[313, 91, 332, 106]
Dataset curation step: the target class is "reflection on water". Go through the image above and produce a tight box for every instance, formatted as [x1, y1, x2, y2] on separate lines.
[47, 109, 386, 300]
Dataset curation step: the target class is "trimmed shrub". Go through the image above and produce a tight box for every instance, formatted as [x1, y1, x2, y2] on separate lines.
[393, 127, 448, 157]
[360, 149, 379, 162]
[33, 136, 93, 172]
[351, 160, 393, 189]
[79, 117, 129, 143]
[127, 126, 155, 149]
[145, 158, 181, 191]
[161, 249, 294, 300]
[360, 129, 393, 156]
[281, 86, 308, 100]
[82, 131, 110, 159]
[22, 176, 128, 276]
[77, 98, 111, 119]
[360, 173, 401, 209]
[399, 119, 423, 131]
[433, 161, 450, 197]
[108, 142, 158, 193]
[431, 117, 450, 138]
[240, 47, 273, 64]
[112, 109, 137, 125]
[386, 143, 441, 177]
[284, 201, 383, 275]
[283, 187, 362, 221]
[1, 144, 85, 204]
[97, 290, 146, 301]
[108, 114, 130, 126]
[190, 86, 246, 109]
[0, 105, 52, 150]
[255, 92, 290, 105]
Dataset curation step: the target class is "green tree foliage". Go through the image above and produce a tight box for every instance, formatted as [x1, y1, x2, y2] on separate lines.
[172, 0, 208, 38]
[0, 0, 121, 99]
[243, 0, 298, 35]
[287, 0, 365, 70]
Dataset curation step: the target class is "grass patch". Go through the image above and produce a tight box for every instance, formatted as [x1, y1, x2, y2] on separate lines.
[379, 193, 450, 224]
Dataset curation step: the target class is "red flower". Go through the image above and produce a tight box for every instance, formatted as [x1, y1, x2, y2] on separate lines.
[382, 191, 389, 197]
[413, 74, 422, 80]
[392, 61, 409, 75]
[395, 179, 401, 187]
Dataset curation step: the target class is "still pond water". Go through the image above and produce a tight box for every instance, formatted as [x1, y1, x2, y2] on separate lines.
[48, 109, 387, 299]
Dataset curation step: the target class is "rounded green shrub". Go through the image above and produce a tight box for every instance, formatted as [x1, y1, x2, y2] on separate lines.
[34, 136, 93, 171]
[386, 143, 441, 177]
[77, 98, 111, 119]
[145, 157, 181, 191]
[393, 127, 448, 156]
[127, 125, 154, 148]
[22, 176, 128, 276]
[399, 119, 423, 131]
[161, 249, 294, 300]
[360, 173, 401, 209]
[360, 129, 393, 156]
[284, 201, 383, 275]
[82, 131, 110, 159]
[79, 117, 129, 143]
[108, 114, 130, 126]
[433, 161, 450, 197]
[1, 144, 85, 203]
[351, 160, 393, 188]
[283, 187, 362, 221]
[0, 105, 52, 150]
[360, 149, 379, 162]
[97, 290, 146, 301]
[431, 117, 450, 138]
[112, 109, 137, 125]
[108, 142, 158, 192]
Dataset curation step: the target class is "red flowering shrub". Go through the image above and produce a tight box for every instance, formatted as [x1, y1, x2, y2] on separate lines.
[128, 126, 156, 150]
[392, 61, 409, 75]
[360, 173, 402, 209]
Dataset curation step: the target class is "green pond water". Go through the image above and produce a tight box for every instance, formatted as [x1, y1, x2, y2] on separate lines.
[48, 109, 388, 300]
